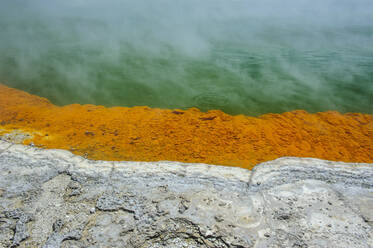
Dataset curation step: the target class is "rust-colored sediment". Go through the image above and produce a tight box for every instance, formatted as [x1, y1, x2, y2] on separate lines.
[0, 83, 372, 169]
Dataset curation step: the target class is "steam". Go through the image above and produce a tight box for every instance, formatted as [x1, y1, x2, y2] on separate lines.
[0, 0, 372, 115]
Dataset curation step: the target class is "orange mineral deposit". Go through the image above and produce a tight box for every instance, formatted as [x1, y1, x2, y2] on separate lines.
[0, 83, 372, 169]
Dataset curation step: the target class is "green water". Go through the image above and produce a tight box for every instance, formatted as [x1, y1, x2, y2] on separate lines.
[1, 0, 372, 115]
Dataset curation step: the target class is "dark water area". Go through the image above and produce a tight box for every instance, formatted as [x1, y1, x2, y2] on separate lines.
[0, 0, 372, 115]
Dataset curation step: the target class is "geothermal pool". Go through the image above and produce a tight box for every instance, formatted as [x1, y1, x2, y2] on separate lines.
[0, 0, 372, 115]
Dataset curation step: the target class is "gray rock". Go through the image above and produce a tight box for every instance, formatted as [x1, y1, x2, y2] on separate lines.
[0, 140, 372, 247]
[0, 130, 31, 144]
[4, 209, 33, 247]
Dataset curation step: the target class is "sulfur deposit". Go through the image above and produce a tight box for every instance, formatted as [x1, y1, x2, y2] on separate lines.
[0, 83, 372, 169]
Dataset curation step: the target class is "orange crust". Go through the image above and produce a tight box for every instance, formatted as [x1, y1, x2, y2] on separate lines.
[0, 83, 372, 169]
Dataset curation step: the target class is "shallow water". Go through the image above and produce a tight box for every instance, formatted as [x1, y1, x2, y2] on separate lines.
[1, 0, 372, 115]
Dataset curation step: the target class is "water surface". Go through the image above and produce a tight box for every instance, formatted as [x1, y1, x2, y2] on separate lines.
[1, 0, 372, 115]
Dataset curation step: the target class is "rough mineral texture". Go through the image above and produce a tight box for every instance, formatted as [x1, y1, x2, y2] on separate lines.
[1, 83, 373, 169]
[0, 140, 372, 248]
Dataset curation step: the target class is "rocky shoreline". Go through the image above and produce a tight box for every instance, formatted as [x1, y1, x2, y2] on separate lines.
[0, 140, 372, 247]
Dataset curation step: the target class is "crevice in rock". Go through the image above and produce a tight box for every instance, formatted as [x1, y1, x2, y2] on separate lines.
[4, 209, 33, 247]
[42, 219, 83, 248]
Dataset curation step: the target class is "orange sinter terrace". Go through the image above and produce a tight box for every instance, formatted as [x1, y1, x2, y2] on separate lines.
[0, 83, 372, 169]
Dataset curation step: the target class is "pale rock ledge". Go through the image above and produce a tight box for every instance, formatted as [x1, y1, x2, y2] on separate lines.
[0, 140, 372, 247]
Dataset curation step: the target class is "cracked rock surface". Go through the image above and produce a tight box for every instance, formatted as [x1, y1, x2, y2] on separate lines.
[0, 140, 372, 247]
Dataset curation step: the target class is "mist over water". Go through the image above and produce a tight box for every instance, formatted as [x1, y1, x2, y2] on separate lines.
[0, 0, 372, 115]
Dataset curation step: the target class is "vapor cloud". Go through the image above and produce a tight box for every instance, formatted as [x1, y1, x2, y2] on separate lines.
[0, 0, 372, 115]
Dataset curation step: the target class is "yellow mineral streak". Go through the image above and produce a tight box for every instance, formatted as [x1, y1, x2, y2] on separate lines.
[0, 83, 372, 169]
